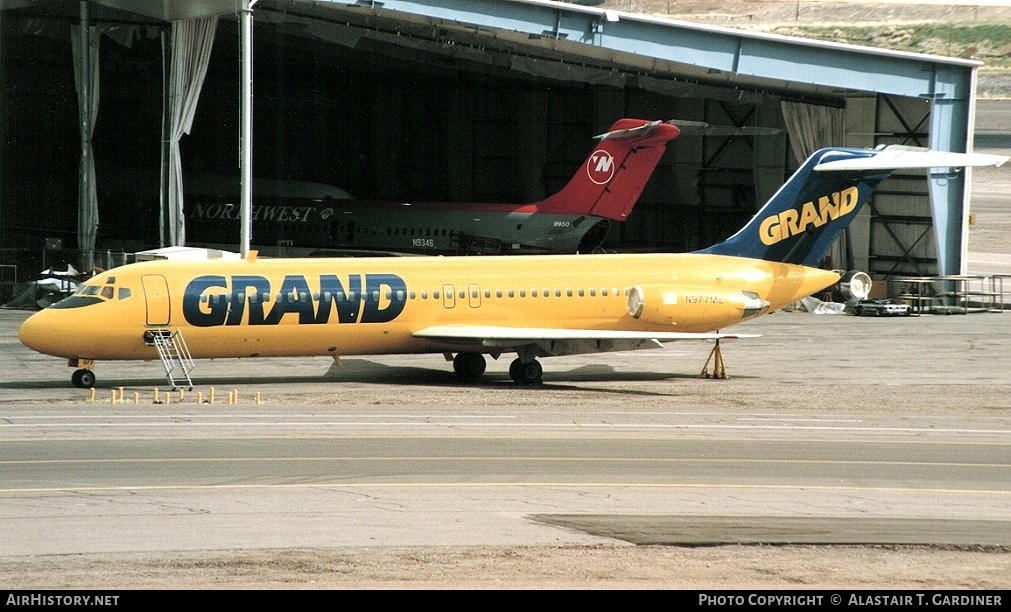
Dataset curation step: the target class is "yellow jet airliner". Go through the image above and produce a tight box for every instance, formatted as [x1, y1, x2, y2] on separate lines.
[18, 144, 1007, 388]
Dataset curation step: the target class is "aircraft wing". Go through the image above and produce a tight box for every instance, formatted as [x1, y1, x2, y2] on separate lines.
[412, 325, 759, 357]
[814, 146, 1009, 171]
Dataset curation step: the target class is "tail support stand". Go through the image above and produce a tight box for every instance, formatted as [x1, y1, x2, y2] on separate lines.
[700, 338, 727, 379]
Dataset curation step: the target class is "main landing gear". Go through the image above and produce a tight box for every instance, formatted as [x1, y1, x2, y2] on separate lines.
[451, 352, 543, 385]
[452, 351, 486, 382]
[508, 358, 542, 386]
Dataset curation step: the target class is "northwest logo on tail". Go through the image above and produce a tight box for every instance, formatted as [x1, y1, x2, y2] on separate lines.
[586, 150, 615, 184]
[758, 185, 859, 246]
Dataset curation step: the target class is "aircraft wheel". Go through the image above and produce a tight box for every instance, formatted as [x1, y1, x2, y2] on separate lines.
[453, 352, 486, 382]
[72, 369, 96, 389]
[509, 358, 542, 386]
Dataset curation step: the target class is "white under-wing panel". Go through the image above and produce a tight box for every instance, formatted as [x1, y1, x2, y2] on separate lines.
[413, 325, 759, 358]
[413, 325, 759, 342]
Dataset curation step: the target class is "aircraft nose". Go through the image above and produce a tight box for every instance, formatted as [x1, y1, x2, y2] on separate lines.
[18, 310, 57, 356]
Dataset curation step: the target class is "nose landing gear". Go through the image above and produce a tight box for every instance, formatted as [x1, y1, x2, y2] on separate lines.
[71, 368, 96, 389]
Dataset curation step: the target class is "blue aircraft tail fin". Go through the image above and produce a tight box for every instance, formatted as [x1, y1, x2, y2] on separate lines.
[696, 145, 1007, 266]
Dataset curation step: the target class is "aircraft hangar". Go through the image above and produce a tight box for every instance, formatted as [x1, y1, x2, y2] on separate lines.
[0, 0, 991, 290]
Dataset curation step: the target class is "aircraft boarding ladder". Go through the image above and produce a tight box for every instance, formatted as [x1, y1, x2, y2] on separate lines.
[146, 328, 195, 390]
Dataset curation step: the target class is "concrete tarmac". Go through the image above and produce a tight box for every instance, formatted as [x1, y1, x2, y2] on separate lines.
[1, 307, 1008, 561]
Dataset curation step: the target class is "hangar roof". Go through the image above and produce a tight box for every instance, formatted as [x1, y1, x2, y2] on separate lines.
[5, 0, 982, 106]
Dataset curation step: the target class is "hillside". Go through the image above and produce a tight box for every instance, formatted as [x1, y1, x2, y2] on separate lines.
[595, 1, 1011, 98]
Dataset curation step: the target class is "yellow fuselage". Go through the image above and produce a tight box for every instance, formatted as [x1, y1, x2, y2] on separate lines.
[18, 252, 839, 362]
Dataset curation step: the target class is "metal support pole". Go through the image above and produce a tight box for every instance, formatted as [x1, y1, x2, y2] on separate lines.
[239, 1, 257, 258]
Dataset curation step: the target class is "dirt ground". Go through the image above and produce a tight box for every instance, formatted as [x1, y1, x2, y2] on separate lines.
[3, 544, 1008, 590]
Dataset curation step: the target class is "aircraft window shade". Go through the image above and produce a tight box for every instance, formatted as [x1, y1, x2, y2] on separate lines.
[612, 288, 619, 296]
[118, 288, 131, 300]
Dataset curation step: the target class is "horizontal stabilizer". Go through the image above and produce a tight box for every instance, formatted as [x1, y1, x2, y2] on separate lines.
[594, 119, 672, 141]
[598, 120, 781, 140]
[814, 146, 1008, 171]
[673, 120, 782, 137]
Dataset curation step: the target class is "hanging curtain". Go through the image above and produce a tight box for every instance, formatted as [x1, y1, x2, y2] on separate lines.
[780, 101, 845, 164]
[71, 18, 100, 270]
[780, 100, 849, 269]
[161, 16, 218, 246]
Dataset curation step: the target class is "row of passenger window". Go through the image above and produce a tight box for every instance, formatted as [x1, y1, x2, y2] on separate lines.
[201, 286, 625, 304]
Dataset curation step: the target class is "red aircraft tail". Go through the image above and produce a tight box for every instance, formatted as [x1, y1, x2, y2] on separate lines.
[535, 118, 680, 221]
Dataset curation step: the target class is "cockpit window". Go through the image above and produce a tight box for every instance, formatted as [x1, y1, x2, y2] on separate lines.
[48, 295, 103, 309]
[49, 279, 131, 309]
